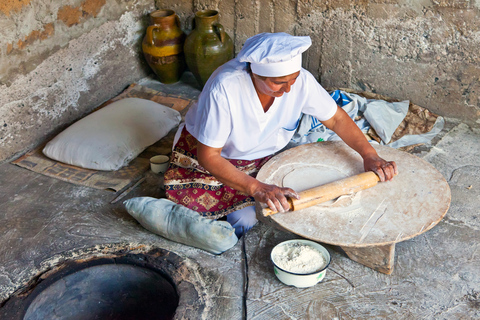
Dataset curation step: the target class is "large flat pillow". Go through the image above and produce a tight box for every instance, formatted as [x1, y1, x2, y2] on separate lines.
[124, 197, 238, 254]
[43, 98, 181, 171]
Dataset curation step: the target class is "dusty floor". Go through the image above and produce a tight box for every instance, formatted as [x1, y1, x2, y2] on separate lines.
[0, 74, 479, 319]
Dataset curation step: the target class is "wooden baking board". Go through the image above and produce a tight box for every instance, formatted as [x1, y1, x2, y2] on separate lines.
[256, 142, 451, 273]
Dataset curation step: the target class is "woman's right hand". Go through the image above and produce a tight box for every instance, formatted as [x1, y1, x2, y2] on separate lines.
[251, 181, 300, 213]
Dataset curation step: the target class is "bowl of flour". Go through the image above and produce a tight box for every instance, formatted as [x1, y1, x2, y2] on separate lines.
[271, 239, 331, 288]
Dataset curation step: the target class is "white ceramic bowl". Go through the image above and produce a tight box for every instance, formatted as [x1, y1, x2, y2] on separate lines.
[150, 155, 170, 174]
[271, 239, 331, 288]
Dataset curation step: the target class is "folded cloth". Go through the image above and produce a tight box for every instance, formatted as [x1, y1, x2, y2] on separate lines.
[387, 116, 445, 148]
[291, 89, 443, 149]
[363, 99, 409, 144]
[291, 90, 360, 143]
[124, 197, 238, 254]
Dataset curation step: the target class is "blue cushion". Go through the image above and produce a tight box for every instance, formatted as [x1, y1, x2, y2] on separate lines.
[124, 197, 238, 254]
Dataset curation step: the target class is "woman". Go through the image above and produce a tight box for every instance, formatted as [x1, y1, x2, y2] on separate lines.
[164, 32, 397, 238]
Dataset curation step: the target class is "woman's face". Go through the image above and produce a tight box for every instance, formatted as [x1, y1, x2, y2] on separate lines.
[252, 71, 300, 98]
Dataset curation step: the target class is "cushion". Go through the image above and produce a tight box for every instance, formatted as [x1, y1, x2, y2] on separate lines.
[42, 98, 181, 171]
[124, 197, 238, 254]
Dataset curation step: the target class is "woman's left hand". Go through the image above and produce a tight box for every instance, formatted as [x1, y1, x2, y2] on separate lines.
[363, 154, 398, 182]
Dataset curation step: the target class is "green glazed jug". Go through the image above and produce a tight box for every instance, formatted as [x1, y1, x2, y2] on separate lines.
[184, 10, 234, 87]
[142, 9, 186, 84]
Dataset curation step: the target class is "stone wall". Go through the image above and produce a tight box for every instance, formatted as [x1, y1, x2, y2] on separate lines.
[1, 0, 479, 162]
[0, 0, 155, 162]
[163, 0, 480, 122]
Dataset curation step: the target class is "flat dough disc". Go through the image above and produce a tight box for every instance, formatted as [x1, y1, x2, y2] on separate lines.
[282, 166, 358, 207]
[256, 142, 451, 247]
[282, 166, 348, 192]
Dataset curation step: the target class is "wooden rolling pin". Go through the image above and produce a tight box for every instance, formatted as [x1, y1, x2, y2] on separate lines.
[263, 171, 380, 216]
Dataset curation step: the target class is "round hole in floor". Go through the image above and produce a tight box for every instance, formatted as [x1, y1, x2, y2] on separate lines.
[23, 263, 179, 320]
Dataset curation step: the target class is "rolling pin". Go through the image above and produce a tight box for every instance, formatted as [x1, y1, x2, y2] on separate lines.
[263, 171, 380, 216]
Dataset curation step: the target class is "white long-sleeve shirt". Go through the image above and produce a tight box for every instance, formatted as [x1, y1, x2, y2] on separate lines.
[185, 59, 337, 160]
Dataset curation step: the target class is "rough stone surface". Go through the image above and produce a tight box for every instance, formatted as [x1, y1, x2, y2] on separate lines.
[246, 222, 479, 319]
[2, 0, 480, 162]
[246, 120, 480, 319]
[422, 123, 480, 180]
[0, 165, 245, 319]
[0, 0, 154, 162]
[1, 77, 479, 319]
[156, 0, 480, 125]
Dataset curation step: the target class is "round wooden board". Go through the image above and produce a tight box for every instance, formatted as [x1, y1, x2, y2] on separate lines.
[256, 142, 451, 247]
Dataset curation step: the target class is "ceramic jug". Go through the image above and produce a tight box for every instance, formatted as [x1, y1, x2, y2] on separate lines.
[142, 9, 186, 84]
[184, 10, 234, 87]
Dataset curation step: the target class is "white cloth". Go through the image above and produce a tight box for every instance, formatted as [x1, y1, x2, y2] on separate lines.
[292, 90, 445, 149]
[184, 59, 337, 160]
[236, 32, 311, 77]
[363, 99, 409, 143]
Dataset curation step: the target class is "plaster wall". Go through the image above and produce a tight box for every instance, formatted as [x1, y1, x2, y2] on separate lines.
[1, 0, 480, 163]
[0, 0, 155, 162]
[163, 0, 480, 122]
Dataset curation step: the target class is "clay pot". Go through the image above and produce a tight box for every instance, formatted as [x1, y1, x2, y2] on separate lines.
[184, 10, 234, 87]
[142, 9, 186, 84]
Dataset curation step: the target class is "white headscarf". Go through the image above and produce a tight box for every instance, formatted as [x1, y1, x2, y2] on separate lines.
[236, 32, 312, 77]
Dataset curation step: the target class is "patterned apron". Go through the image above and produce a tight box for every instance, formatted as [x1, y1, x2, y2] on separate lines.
[164, 127, 271, 220]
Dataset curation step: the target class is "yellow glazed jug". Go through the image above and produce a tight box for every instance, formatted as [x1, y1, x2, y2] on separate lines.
[142, 9, 186, 83]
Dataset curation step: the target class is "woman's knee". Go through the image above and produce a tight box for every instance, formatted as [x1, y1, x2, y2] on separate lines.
[226, 206, 257, 238]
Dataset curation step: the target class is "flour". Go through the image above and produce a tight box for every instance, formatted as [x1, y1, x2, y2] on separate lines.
[272, 242, 326, 274]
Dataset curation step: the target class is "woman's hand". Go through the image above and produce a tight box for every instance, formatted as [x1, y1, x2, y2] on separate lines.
[250, 181, 300, 213]
[322, 107, 398, 182]
[197, 142, 299, 212]
[363, 153, 398, 182]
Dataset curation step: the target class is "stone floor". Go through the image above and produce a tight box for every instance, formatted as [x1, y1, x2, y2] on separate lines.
[1, 73, 479, 319]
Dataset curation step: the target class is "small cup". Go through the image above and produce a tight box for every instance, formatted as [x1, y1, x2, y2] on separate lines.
[150, 155, 170, 174]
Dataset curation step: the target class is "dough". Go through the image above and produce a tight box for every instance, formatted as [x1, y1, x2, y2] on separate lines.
[282, 166, 347, 192]
[282, 166, 359, 208]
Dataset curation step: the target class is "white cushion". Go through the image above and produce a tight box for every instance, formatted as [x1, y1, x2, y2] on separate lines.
[43, 98, 181, 171]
